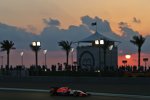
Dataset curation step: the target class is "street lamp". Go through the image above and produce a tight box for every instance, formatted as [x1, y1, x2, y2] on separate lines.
[32, 41, 41, 68]
[43, 49, 47, 67]
[100, 40, 104, 45]
[95, 40, 99, 45]
[32, 41, 41, 46]
[95, 40, 104, 45]
[122, 60, 127, 66]
[143, 58, 148, 68]
[20, 52, 24, 67]
[71, 48, 74, 65]
[109, 45, 113, 50]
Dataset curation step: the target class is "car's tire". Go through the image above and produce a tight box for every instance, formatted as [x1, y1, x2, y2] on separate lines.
[49, 88, 58, 96]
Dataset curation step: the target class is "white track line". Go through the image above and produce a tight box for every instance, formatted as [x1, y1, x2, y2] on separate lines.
[88, 92, 150, 99]
[0, 87, 150, 99]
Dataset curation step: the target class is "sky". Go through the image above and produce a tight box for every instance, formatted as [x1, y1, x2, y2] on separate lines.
[0, 0, 150, 67]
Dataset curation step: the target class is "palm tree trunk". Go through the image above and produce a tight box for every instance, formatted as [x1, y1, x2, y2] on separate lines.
[138, 48, 141, 67]
[7, 51, 9, 69]
[66, 51, 69, 66]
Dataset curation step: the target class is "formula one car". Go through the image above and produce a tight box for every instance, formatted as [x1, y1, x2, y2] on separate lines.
[49, 87, 90, 97]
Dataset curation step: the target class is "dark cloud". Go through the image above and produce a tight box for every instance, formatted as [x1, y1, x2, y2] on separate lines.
[120, 25, 139, 39]
[81, 15, 112, 33]
[118, 21, 150, 55]
[0, 23, 38, 49]
[133, 17, 141, 24]
[43, 18, 60, 27]
[119, 22, 129, 28]
[40, 15, 117, 51]
[0, 16, 149, 56]
[40, 24, 91, 50]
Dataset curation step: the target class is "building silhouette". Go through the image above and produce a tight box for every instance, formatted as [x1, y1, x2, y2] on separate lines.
[77, 32, 118, 71]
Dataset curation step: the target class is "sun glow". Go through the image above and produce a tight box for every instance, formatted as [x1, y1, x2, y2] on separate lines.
[125, 54, 131, 59]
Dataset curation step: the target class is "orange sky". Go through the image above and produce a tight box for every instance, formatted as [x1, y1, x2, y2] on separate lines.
[118, 53, 150, 67]
[0, 0, 150, 35]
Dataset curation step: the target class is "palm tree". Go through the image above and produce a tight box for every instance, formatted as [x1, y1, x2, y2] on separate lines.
[0, 40, 15, 69]
[30, 44, 41, 67]
[58, 40, 72, 66]
[130, 35, 145, 67]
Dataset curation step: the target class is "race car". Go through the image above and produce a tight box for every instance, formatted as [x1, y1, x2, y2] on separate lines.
[49, 87, 90, 97]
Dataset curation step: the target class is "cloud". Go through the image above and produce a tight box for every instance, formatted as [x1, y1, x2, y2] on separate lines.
[80, 16, 143, 55]
[40, 15, 120, 51]
[119, 22, 129, 28]
[81, 15, 112, 33]
[0, 23, 38, 49]
[118, 21, 150, 55]
[119, 24, 138, 39]
[43, 18, 60, 27]
[0, 16, 149, 56]
[26, 25, 37, 33]
[1, 16, 150, 66]
[40, 24, 91, 50]
[132, 17, 141, 24]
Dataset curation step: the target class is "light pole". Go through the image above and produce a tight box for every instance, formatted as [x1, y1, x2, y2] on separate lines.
[122, 60, 127, 66]
[20, 52, 24, 67]
[71, 48, 74, 65]
[32, 41, 41, 68]
[43, 49, 47, 67]
[143, 58, 148, 69]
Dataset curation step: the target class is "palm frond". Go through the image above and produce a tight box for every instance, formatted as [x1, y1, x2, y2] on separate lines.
[130, 35, 145, 48]
[58, 40, 72, 52]
[0, 40, 15, 52]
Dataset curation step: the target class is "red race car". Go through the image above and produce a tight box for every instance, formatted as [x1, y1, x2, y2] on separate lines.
[49, 87, 90, 97]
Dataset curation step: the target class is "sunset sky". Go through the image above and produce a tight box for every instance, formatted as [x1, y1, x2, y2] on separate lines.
[0, 0, 150, 34]
[0, 0, 150, 67]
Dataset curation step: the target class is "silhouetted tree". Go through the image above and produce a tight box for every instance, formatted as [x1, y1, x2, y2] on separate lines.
[30, 44, 41, 67]
[58, 40, 72, 66]
[130, 35, 145, 67]
[0, 40, 15, 68]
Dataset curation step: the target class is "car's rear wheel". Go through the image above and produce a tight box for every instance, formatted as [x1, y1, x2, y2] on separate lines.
[50, 88, 58, 96]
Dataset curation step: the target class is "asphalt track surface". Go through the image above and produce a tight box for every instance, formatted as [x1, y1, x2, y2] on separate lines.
[0, 77, 150, 100]
[0, 87, 150, 99]
[0, 90, 150, 100]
